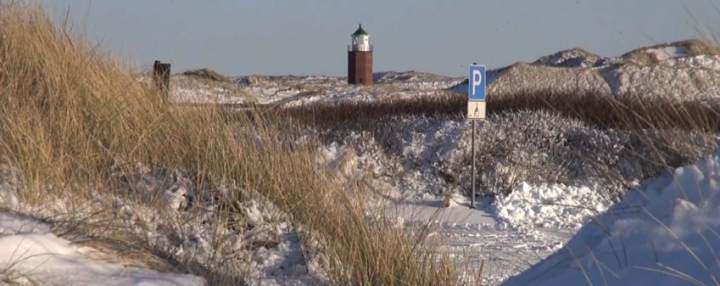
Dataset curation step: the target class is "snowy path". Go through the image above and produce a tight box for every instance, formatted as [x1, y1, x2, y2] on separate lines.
[389, 200, 576, 285]
[439, 220, 570, 285]
[0, 212, 205, 286]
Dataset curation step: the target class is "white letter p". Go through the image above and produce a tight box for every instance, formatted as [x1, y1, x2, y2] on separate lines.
[472, 70, 482, 97]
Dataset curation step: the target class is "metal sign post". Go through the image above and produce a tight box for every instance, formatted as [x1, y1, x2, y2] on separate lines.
[467, 64, 486, 209]
[471, 119, 476, 208]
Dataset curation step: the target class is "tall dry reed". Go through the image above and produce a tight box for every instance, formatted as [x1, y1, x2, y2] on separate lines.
[0, 2, 457, 285]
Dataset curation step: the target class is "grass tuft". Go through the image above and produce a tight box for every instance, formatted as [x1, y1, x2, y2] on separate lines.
[0, 2, 458, 285]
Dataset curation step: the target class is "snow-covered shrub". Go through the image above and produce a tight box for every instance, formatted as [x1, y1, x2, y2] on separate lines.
[448, 110, 717, 199]
[448, 110, 626, 197]
[312, 106, 717, 202]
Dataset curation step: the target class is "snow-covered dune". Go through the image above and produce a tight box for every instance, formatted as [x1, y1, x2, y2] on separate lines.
[130, 39, 720, 285]
[0, 212, 205, 286]
[504, 149, 720, 285]
[171, 39, 720, 106]
[452, 39, 720, 101]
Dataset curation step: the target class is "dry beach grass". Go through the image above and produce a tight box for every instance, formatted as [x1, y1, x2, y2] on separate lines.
[0, 2, 457, 285]
[3, 1, 720, 285]
[284, 88, 720, 132]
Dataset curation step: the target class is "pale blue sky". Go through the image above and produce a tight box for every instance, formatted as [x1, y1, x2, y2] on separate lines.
[42, 1, 718, 76]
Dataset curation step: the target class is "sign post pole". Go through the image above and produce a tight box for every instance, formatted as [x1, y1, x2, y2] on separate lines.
[467, 64, 486, 209]
[471, 119, 476, 208]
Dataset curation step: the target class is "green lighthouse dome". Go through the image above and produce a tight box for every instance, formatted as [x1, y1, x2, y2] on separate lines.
[352, 24, 368, 37]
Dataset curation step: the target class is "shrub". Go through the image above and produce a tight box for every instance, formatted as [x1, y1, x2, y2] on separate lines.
[285, 90, 719, 200]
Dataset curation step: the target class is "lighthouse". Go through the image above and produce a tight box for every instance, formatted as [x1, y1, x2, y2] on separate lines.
[347, 24, 373, 85]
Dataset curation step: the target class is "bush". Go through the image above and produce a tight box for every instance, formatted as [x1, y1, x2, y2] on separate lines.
[287, 92, 718, 200]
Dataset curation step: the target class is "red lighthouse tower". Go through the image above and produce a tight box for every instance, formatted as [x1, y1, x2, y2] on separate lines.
[348, 24, 373, 85]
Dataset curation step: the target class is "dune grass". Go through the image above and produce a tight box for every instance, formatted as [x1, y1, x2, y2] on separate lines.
[4, 2, 718, 285]
[283, 88, 720, 133]
[0, 2, 457, 285]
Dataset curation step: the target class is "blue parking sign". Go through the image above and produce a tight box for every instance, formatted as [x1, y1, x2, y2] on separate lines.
[468, 65, 486, 101]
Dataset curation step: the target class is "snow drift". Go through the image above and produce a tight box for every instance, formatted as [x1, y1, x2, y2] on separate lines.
[0, 212, 205, 286]
[504, 149, 720, 285]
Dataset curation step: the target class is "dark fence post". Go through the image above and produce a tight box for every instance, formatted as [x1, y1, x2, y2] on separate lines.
[153, 60, 171, 98]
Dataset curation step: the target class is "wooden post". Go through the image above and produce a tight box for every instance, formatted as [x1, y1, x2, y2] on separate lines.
[153, 60, 171, 98]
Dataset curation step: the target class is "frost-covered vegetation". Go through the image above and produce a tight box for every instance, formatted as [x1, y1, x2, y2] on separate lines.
[0, 3, 456, 285]
[3, 1, 720, 286]
[283, 89, 718, 284]
[296, 101, 716, 201]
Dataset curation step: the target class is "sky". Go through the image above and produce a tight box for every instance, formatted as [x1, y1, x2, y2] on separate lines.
[41, 0, 720, 77]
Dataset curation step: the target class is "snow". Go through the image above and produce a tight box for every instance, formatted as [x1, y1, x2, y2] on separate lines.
[171, 72, 462, 106]
[384, 180, 615, 285]
[173, 87, 246, 105]
[504, 149, 720, 286]
[646, 46, 688, 61]
[450, 43, 720, 101]
[0, 163, 323, 286]
[247, 225, 315, 286]
[86, 41, 720, 285]
[315, 110, 699, 285]
[0, 212, 205, 286]
[0, 213, 49, 236]
[496, 182, 612, 230]
[169, 75, 249, 105]
[388, 198, 577, 285]
[244, 85, 302, 104]
[532, 48, 606, 68]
